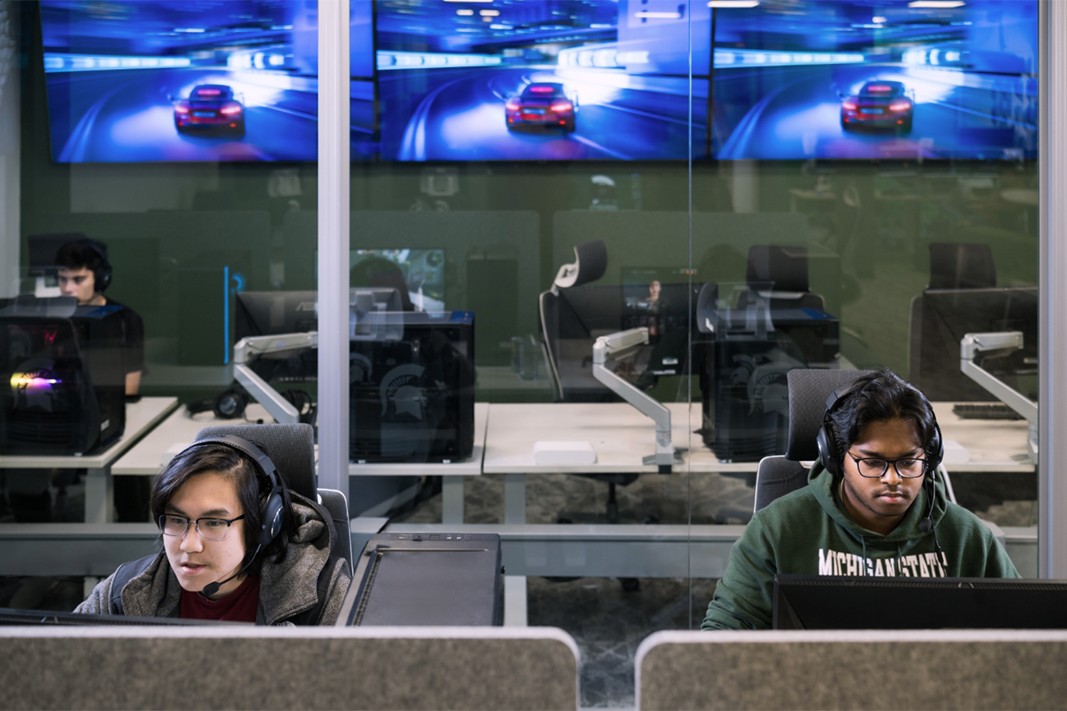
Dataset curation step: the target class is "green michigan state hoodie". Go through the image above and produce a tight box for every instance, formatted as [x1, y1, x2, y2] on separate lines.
[701, 459, 1019, 631]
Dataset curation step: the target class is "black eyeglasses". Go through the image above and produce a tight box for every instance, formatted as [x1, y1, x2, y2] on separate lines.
[158, 514, 245, 541]
[846, 452, 928, 479]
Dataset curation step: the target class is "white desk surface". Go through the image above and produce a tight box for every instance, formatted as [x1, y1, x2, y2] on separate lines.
[111, 403, 284, 475]
[483, 402, 755, 475]
[349, 402, 488, 476]
[112, 402, 489, 478]
[482, 401, 1034, 475]
[933, 401, 1034, 473]
[0, 397, 178, 470]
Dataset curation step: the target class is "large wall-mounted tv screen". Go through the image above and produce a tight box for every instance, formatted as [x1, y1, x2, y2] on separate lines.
[39, 0, 375, 163]
[40, 0, 1037, 163]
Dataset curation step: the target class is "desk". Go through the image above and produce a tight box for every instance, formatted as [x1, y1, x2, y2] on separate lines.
[113, 402, 490, 525]
[349, 402, 489, 524]
[483, 403, 755, 524]
[0, 397, 177, 523]
[111, 403, 278, 476]
[932, 401, 1034, 472]
[483, 401, 1034, 523]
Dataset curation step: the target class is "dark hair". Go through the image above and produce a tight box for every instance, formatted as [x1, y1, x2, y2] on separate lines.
[826, 368, 938, 466]
[55, 240, 106, 273]
[149, 441, 296, 574]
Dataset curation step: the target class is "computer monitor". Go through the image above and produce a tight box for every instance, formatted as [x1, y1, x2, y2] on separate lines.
[773, 575, 1067, 630]
[235, 290, 318, 340]
[25, 233, 84, 276]
[350, 311, 475, 463]
[0, 297, 126, 455]
[234, 288, 401, 382]
[0, 607, 250, 626]
[918, 286, 1038, 402]
[620, 268, 693, 347]
[349, 249, 446, 312]
[338, 532, 502, 627]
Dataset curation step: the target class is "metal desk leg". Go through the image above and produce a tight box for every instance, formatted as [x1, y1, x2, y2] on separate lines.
[441, 477, 464, 524]
[504, 473, 526, 524]
[503, 575, 528, 627]
[84, 467, 113, 523]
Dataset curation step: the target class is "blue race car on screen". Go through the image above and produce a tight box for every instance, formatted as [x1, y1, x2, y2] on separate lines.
[173, 84, 246, 137]
[506, 83, 577, 133]
[840, 81, 913, 132]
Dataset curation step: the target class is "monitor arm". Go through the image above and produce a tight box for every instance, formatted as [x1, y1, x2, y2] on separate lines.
[233, 331, 319, 425]
[592, 327, 682, 471]
[960, 331, 1038, 464]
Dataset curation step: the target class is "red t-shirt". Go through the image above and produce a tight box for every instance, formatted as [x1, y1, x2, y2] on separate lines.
[180, 575, 260, 623]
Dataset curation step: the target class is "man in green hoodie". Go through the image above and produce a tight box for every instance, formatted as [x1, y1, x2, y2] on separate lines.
[702, 368, 1018, 631]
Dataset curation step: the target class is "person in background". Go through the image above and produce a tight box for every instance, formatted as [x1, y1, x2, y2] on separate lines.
[56, 239, 144, 395]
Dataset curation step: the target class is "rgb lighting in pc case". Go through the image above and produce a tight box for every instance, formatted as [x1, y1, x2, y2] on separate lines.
[0, 301, 125, 455]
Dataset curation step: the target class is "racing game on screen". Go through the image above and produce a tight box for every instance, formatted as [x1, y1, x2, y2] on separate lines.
[39, 0, 374, 163]
[41, 0, 1036, 163]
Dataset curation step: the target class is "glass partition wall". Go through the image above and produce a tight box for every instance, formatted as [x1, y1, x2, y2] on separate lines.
[1, 0, 1048, 708]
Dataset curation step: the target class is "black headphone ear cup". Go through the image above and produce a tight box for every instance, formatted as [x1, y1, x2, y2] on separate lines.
[816, 425, 839, 476]
[78, 239, 112, 292]
[258, 490, 285, 546]
[213, 389, 248, 419]
[95, 263, 113, 292]
[927, 423, 944, 472]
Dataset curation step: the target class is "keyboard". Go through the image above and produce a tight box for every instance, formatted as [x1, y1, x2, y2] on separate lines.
[952, 403, 1024, 420]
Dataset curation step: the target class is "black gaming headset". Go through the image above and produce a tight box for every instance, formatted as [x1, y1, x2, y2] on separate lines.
[185, 434, 287, 548]
[816, 377, 945, 535]
[816, 378, 944, 478]
[77, 238, 113, 293]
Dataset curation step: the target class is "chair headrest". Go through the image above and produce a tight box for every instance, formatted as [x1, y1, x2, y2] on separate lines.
[785, 369, 873, 461]
[747, 245, 809, 293]
[554, 240, 607, 289]
[195, 423, 316, 499]
[928, 242, 996, 289]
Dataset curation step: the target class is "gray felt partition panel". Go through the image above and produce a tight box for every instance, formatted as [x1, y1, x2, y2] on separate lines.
[2, 626, 580, 711]
[636, 630, 1067, 710]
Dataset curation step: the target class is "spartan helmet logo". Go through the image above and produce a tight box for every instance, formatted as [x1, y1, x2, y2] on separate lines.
[380, 364, 426, 420]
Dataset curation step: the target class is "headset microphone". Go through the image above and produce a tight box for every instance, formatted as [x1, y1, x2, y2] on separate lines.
[201, 544, 262, 598]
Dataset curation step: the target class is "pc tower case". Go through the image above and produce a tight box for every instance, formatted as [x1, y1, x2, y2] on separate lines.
[0, 300, 126, 455]
[350, 311, 475, 463]
[699, 296, 839, 462]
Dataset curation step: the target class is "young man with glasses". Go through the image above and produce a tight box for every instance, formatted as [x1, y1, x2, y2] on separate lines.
[75, 440, 350, 624]
[702, 368, 1018, 631]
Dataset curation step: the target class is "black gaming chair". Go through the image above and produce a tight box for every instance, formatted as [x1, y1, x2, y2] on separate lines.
[753, 369, 957, 513]
[195, 422, 353, 568]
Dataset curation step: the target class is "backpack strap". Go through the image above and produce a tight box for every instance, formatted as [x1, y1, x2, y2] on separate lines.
[107, 554, 157, 615]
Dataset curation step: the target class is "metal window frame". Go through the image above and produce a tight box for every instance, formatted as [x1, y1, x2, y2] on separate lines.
[317, 0, 351, 493]
[1040, 0, 1067, 578]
